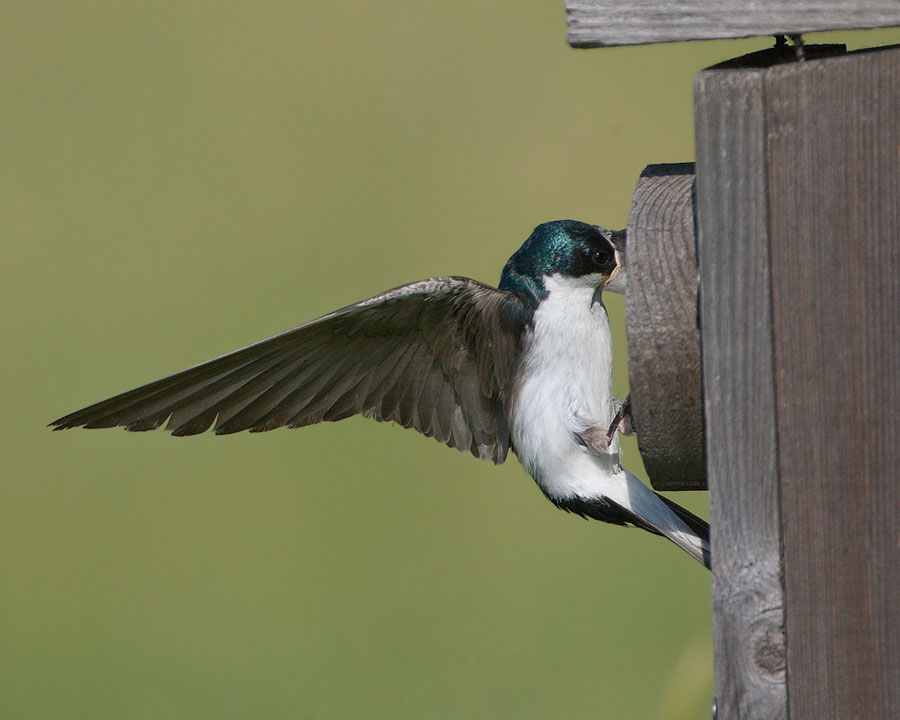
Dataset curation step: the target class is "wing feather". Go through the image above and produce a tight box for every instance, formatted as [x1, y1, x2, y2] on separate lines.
[52, 277, 527, 463]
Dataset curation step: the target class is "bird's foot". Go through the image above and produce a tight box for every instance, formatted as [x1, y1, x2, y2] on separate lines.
[605, 394, 634, 445]
[575, 425, 612, 453]
[574, 396, 634, 453]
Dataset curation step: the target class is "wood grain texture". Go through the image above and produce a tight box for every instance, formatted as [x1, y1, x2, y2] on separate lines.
[764, 46, 900, 720]
[625, 163, 706, 491]
[694, 63, 787, 720]
[697, 43, 900, 720]
[566, 0, 900, 47]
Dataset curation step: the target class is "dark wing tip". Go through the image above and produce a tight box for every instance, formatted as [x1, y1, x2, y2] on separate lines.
[170, 424, 212, 437]
[212, 424, 243, 436]
[124, 417, 166, 432]
[49, 411, 87, 430]
[48, 405, 147, 432]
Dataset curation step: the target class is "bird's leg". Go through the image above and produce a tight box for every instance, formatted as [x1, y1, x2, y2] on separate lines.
[605, 393, 633, 445]
[574, 424, 613, 453]
[574, 396, 633, 453]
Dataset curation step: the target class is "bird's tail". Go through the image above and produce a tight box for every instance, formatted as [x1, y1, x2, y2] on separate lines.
[613, 472, 710, 568]
[654, 493, 710, 569]
[551, 471, 710, 567]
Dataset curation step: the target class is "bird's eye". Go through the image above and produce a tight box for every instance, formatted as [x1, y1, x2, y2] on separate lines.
[592, 249, 611, 267]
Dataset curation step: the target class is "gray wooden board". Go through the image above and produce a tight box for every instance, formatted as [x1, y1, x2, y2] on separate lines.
[764, 46, 900, 719]
[694, 61, 787, 720]
[626, 163, 706, 491]
[567, 0, 900, 47]
[696, 43, 900, 719]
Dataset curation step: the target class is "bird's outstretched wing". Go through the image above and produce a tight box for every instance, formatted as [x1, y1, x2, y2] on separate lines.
[51, 277, 528, 464]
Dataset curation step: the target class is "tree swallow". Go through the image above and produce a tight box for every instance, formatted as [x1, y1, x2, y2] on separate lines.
[52, 220, 710, 567]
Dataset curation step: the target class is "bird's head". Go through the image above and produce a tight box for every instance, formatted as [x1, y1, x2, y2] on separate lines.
[499, 220, 626, 301]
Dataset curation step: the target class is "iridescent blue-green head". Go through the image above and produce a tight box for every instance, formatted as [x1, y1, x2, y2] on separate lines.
[499, 220, 626, 303]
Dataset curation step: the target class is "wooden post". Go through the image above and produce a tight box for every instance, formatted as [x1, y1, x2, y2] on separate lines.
[695, 45, 900, 719]
[695, 54, 788, 720]
[626, 163, 705, 491]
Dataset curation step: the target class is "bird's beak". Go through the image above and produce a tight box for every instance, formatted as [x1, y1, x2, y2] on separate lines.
[601, 229, 627, 295]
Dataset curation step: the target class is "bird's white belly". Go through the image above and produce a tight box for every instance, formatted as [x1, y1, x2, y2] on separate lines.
[510, 276, 622, 501]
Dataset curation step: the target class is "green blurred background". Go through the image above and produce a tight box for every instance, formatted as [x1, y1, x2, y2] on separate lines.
[4, 3, 896, 718]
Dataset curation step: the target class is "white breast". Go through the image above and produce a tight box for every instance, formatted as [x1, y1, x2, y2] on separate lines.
[510, 273, 622, 501]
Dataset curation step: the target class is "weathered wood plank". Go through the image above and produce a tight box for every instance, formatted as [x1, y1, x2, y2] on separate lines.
[625, 163, 706, 491]
[765, 46, 900, 719]
[566, 0, 900, 48]
[694, 62, 787, 720]
[696, 43, 900, 719]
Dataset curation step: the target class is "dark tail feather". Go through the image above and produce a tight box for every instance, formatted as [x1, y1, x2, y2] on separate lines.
[656, 493, 711, 569]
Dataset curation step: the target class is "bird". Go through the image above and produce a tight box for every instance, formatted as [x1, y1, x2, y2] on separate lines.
[51, 220, 710, 567]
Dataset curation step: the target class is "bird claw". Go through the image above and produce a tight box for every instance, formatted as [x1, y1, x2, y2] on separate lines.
[574, 395, 634, 454]
[605, 394, 634, 444]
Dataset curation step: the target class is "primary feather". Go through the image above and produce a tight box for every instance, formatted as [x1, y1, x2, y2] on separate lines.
[52, 277, 527, 464]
